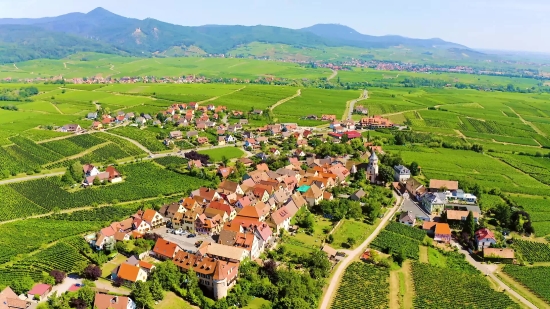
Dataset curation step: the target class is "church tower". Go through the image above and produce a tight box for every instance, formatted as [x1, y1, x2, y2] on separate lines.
[366, 151, 379, 183]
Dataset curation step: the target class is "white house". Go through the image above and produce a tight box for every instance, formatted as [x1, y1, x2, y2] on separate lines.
[399, 211, 416, 226]
[475, 228, 497, 249]
[94, 294, 136, 309]
[271, 202, 299, 232]
[394, 165, 411, 183]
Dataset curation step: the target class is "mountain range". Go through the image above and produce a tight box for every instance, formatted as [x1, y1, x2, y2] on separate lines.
[0, 7, 470, 63]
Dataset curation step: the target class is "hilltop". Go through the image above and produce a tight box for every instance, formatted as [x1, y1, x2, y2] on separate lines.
[0, 7, 476, 63]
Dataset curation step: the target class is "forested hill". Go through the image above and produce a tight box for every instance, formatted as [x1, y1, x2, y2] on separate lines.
[0, 7, 470, 63]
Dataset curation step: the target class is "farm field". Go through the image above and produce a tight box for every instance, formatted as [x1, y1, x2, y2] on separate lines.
[502, 265, 550, 304]
[331, 262, 389, 309]
[197, 147, 245, 162]
[331, 219, 375, 249]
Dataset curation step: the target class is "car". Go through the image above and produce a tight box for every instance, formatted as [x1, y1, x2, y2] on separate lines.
[75, 283, 83, 287]
[187, 234, 196, 238]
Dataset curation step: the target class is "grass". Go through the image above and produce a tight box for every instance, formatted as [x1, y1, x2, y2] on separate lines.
[331, 219, 376, 249]
[198, 146, 245, 162]
[155, 292, 194, 309]
[101, 253, 127, 278]
[243, 297, 271, 309]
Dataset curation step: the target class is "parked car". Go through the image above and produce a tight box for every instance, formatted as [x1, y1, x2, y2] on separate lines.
[187, 234, 196, 238]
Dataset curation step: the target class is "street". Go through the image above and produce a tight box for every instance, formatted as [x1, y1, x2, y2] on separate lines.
[156, 229, 216, 253]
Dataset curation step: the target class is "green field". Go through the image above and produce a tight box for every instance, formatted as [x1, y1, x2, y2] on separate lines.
[197, 147, 245, 162]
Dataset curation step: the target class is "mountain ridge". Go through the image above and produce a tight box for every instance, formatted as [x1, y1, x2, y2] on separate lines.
[0, 7, 473, 63]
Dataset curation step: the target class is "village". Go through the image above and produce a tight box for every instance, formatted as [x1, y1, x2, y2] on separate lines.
[0, 99, 520, 309]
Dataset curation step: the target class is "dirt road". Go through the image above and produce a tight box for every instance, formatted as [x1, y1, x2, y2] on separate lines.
[319, 192, 402, 309]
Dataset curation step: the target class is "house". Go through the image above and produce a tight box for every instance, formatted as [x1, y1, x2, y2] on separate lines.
[141, 209, 164, 229]
[321, 114, 336, 121]
[170, 131, 183, 139]
[87, 112, 98, 120]
[0, 287, 28, 309]
[92, 121, 103, 130]
[399, 211, 416, 226]
[271, 202, 299, 231]
[218, 180, 244, 195]
[429, 179, 459, 192]
[420, 192, 447, 214]
[152, 239, 182, 260]
[83, 164, 100, 177]
[60, 124, 82, 133]
[197, 137, 209, 144]
[94, 294, 136, 309]
[83, 172, 110, 186]
[239, 157, 253, 167]
[475, 228, 497, 249]
[358, 116, 394, 129]
[394, 165, 411, 183]
[269, 148, 281, 156]
[303, 184, 323, 206]
[354, 105, 368, 115]
[218, 167, 233, 178]
[105, 166, 122, 183]
[483, 248, 515, 263]
[135, 117, 146, 125]
[209, 201, 237, 221]
[321, 245, 338, 260]
[191, 187, 221, 203]
[159, 202, 185, 220]
[445, 210, 479, 223]
[113, 263, 148, 285]
[27, 284, 51, 300]
[187, 131, 199, 138]
[225, 135, 236, 143]
[218, 230, 258, 259]
[350, 188, 366, 201]
[195, 213, 223, 235]
[447, 189, 477, 204]
[173, 251, 239, 300]
[422, 222, 451, 243]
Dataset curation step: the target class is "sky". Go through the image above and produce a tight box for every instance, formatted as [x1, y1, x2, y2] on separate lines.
[0, 0, 547, 52]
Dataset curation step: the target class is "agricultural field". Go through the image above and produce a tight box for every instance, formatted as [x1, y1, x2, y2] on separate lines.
[0, 162, 211, 222]
[208, 85, 297, 112]
[384, 222, 427, 241]
[508, 196, 550, 237]
[331, 262, 389, 309]
[109, 127, 167, 152]
[197, 147, 245, 162]
[386, 146, 550, 197]
[502, 265, 550, 304]
[410, 262, 519, 309]
[511, 240, 550, 262]
[371, 230, 421, 259]
[273, 88, 360, 125]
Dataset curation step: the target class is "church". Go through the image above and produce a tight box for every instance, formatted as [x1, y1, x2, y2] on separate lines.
[366, 151, 379, 184]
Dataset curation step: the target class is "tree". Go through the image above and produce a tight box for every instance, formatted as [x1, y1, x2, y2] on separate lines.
[340, 134, 349, 143]
[132, 282, 154, 309]
[347, 237, 356, 247]
[49, 270, 66, 284]
[42, 273, 55, 286]
[92, 177, 100, 186]
[304, 250, 331, 279]
[392, 249, 406, 266]
[409, 161, 419, 176]
[221, 155, 229, 167]
[149, 279, 164, 301]
[151, 261, 181, 290]
[69, 298, 87, 309]
[462, 211, 476, 239]
[82, 265, 101, 281]
[378, 165, 394, 184]
[76, 286, 95, 308]
[61, 170, 74, 186]
[494, 204, 511, 227]
[11, 276, 34, 294]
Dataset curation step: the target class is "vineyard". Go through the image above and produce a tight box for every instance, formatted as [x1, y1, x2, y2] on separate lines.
[502, 265, 550, 304]
[93, 132, 147, 157]
[109, 127, 167, 152]
[511, 240, 550, 262]
[153, 156, 188, 167]
[3, 162, 210, 218]
[370, 230, 420, 259]
[331, 262, 389, 309]
[0, 186, 47, 221]
[385, 222, 427, 241]
[411, 262, 519, 309]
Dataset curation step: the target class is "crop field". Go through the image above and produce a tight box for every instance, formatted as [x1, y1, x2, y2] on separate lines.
[511, 240, 550, 262]
[273, 88, 360, 125]
[384, 222, 427, 241]
[508, 196, 550, 237]
[386, 146, 550, 197]
[109, 127, 167, 152]
[502, 265, 550, 304]
[209, 85, 297, 112]
[197, 147, 245, 162]
[411, 262, 518, 309]
[371, 230, 421, 259]
[0, 162, 210, 222]
[331, 262, 389, 309]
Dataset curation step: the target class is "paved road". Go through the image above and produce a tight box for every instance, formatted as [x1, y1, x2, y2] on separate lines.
[346, 90, 368, 120]
[452, 242, 538, 309]
[319, 192, 402, 309]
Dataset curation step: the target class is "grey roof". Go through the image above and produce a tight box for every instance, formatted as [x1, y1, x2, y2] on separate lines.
[369, 151, 378, 161]
[400, 199, 430, 220]
[394, 165, 411, 175]
[399, 211, 415, 223]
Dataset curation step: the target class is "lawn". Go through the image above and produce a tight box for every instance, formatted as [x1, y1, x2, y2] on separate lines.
[101, 253, 127, 277]
[155, 292, 194, 309]
[243, 297, 271, 309]
[198, 146, 244, 162]
[331, 219, 376, 249]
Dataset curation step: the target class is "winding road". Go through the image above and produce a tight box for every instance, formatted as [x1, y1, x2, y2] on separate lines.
[270, 89, 301, 111]
[343, 89, 369, 120]
[319, 192, 402, 309]
[328, 69, 338, 81]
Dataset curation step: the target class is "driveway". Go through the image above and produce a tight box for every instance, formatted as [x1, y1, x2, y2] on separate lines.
[156, 229, 216, 253]
[43, 276, 83, 300]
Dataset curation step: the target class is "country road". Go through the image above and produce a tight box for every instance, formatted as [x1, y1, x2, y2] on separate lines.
[270, 89, 301, 111]
[102, 131, 153, 156]
[319, 192, 402, 309]
[453, 242, 538, 309]
[344, 89, 368, 120]
[328, 69, 338, 81]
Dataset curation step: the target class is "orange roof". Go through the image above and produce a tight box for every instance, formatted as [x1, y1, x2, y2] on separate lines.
[435, 223, 451, 235]
[142, 209, 158, 222]
[153, 239, 180, 258]
[138, 261, 155, 270]
[117, 263, 140, 282]
[237, 206, 261, 219]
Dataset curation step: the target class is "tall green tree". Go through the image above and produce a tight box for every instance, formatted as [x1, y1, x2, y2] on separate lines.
[494, 204, 511, 227]
[131, 282, 154, 309]
[409, 161, 419, 176]
[462, 211, 476, 239]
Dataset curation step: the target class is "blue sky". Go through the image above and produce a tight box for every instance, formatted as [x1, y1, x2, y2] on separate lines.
[0, 0, 546, 52]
